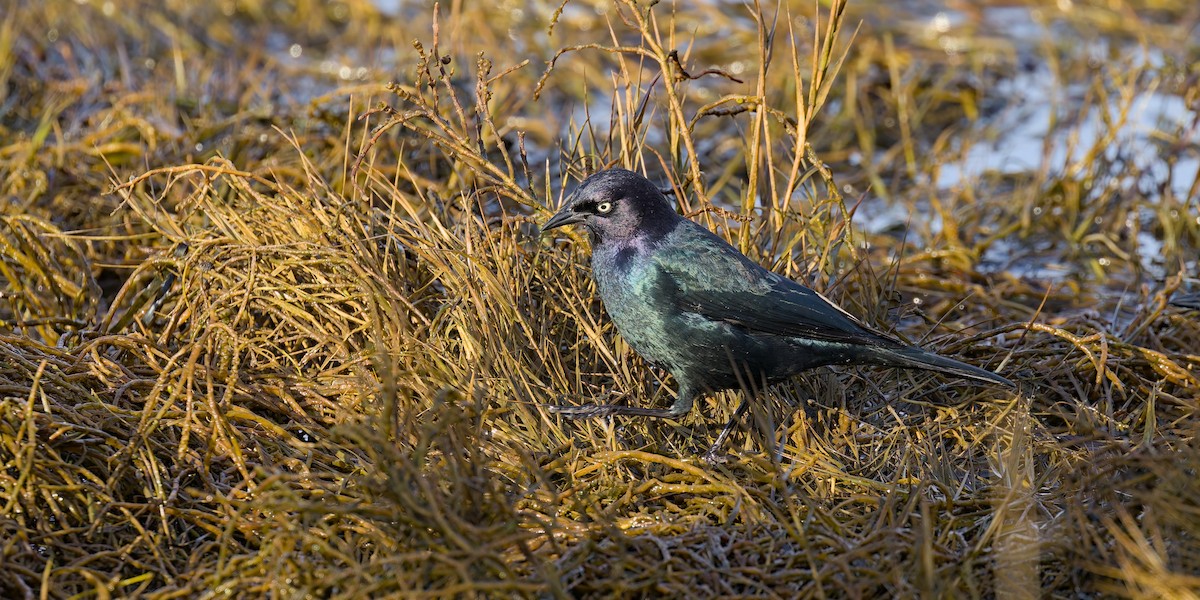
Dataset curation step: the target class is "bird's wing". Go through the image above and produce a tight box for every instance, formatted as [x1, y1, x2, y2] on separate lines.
[652, 225, 902, 348]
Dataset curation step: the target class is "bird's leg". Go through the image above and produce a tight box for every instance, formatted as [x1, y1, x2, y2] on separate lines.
[703, 397, 749, 462]
[548, 384, 696, 420]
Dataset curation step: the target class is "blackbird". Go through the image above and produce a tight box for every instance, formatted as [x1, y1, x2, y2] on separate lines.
[541, 169, 1013, 457]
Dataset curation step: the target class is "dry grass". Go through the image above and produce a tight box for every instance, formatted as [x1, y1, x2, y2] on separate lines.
[1, 0, 1199, 597]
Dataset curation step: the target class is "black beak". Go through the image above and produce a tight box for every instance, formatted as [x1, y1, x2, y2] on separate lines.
[540, 201, 583, 234]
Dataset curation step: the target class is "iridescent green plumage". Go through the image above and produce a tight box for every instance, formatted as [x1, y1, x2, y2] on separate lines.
[542, 169, 1012, 457]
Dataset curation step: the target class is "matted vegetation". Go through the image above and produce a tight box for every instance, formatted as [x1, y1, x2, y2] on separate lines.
[1, 0, 1198, 597]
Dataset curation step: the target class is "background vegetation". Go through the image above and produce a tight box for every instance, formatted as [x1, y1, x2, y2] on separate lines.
[1, 0, 1198, 597]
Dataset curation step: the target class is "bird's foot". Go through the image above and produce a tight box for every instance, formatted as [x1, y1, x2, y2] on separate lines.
[701, 447, 731, 465]
[545, 403, 620, 419]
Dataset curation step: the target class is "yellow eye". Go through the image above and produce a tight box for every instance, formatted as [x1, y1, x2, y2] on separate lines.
[596, 201, 613, 214]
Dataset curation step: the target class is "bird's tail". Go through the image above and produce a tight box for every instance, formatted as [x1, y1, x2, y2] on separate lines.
[870, 346, 1015, 388]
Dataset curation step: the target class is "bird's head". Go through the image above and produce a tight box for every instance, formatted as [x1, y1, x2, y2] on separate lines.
[541, 169, 680, 244]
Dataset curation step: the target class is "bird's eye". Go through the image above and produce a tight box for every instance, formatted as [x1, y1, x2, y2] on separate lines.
[595, 201, 613, 214]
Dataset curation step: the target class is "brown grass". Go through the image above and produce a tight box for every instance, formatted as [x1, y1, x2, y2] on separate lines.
[1, 0, 1199, 597]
